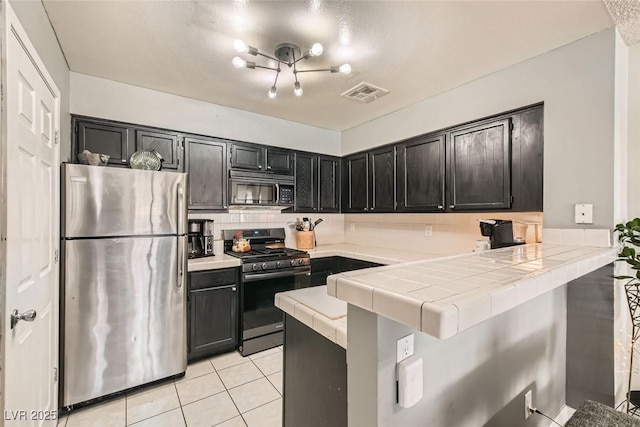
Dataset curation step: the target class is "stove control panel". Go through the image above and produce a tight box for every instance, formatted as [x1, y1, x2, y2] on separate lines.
[242, 256, 310, 273]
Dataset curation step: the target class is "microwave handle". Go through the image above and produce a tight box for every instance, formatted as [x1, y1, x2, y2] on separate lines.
[275, 183, 279, 204]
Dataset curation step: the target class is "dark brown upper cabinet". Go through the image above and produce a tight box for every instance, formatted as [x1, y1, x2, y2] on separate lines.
[186, 136, 228, 211]
[510, 105, 543, 212]
[135, 129, 182, 171]
[368, 146, 396, 212]
[75, 118, 130, 166]
[396, 134, 446, 212]
[294, 152, 317, 212]
[446, 119, 512, 210]
[318, 156, 340, 212]
[230, 143, 263, 171]
[342, 153, 369, 212]
[230, 143, 293, 174]
[294, 153, 340, 213]
[265, 148, 293, 174]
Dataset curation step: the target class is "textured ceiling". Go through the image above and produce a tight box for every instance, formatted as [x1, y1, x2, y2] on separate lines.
[603, 0, 640, 45]
[43, 1, 612, 131]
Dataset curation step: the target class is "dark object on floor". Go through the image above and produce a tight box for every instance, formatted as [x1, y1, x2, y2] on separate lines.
[566, 400, 640, 427]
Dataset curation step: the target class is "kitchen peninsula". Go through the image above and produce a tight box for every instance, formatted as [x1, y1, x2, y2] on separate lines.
[275, 243, 617, 427]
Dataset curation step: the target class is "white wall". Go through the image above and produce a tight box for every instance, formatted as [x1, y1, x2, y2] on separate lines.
[10, 0, 71, 161]
[70, 72, 341, 156]
[348, 287, 566, 427]
[343, 29, 616, 230]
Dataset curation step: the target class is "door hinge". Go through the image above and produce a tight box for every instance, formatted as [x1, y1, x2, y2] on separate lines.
[510, 195, 514, 204]
[54, 131, 60, 145]
[53, 367, 58, 383]
[54, 249, 59, 264]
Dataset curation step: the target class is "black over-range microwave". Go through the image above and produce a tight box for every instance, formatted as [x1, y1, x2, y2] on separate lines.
[228, 170, 294, 208]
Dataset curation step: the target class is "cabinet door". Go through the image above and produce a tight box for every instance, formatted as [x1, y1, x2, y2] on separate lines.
[135, 129, 181, 171]
[266, 148, 293, 174]
[447, 119, 511, 210]
[318, 156, 340, 213]
[369, 146, 396, 212]
[186, 137, 228, 210]
[397, 134, 445, 212]
[511, 106, 543, 211]
[231, 143, 263, 170]
[76, 119, 130, 166]
[342, 153, 369, 212]
[295, 152, 317, 212]
[189, 284, 238, 360]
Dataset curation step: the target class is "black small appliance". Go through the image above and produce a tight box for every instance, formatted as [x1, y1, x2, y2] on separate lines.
[479, 219, 525, 249]
[188, 219, 214, 258]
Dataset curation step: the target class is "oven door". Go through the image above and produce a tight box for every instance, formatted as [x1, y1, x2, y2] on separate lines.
[241, 268, 310, 341]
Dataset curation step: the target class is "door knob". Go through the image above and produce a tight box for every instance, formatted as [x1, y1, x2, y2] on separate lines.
[10, 309, 36, 330]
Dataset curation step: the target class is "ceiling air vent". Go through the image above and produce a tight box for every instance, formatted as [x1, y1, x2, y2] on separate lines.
[341, 82, 389, 104]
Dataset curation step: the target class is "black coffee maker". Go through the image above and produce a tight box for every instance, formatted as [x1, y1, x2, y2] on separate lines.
[188, 219, 214, 258]
[478, 219, 525, 249]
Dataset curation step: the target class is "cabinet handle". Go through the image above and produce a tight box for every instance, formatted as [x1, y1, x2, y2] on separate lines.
[267, 166, 272, 170]
[371, 207, 375, 211]
[364, 208, 368, 211]
[449, 205, 455, 209]
[258, 165, 263, 169]
[232, 287, 236, 292]
[438, 205, 443, 209]
[121, 159, 126, 163]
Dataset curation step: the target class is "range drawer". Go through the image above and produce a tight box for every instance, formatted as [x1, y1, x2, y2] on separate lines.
[189, 267, 238, 291]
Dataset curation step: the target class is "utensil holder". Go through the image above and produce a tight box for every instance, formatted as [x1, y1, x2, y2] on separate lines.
[296, 231, 314, 249]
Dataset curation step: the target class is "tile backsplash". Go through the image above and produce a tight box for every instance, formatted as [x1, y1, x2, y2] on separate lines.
[189, 210, 544, 256]
[189, 210, 345, 254]
[343, 212, 544, 256]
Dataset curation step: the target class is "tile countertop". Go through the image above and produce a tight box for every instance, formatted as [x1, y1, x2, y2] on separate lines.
[187, 254, 241, 272]
[187, 244, 439, 272]
[275, 286, 348, 349]
[327, 244, 617, 340]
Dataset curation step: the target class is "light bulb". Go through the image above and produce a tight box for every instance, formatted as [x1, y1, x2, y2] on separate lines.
[310, 43, 323, 57]
[339, 63, 352, 74]
[232, 56, 247, 68]
[294, 82, 303, 97]
[233, 39, 248, 53]
[268, 86, 277, 99]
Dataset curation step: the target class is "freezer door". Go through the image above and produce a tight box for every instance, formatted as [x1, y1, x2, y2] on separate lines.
[62, 236, 186, 406]
[62, 163, 187, 238]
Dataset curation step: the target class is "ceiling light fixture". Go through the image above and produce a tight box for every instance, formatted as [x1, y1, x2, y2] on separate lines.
[232, 39, 351, 99]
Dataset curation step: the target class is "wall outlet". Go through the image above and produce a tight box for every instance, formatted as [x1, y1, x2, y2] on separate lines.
[424, 225, 432, 237]
[396, 334, 414, 363]
[524, 390, 532, 419]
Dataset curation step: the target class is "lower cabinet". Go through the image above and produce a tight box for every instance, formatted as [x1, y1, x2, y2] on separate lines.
[188, 268, 239, 360]
[309, 256, 382, 287]
[283, 315, 347, 427]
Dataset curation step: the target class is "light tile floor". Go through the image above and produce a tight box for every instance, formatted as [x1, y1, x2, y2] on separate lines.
[58, 347, 283, 427]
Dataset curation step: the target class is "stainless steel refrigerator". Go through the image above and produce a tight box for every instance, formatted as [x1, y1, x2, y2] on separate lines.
[60, 163, 188, 407]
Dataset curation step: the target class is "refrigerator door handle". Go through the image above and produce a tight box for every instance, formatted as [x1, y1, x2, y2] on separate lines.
[177, 182, 185, 235]
[177, 236, 185, 288]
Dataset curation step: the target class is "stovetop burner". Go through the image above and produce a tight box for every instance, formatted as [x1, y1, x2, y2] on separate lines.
[225, 247, 307, 260]
[222, 228, 309, 262]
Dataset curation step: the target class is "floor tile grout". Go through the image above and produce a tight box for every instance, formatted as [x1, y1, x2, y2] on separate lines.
[67, 347, 282, 427]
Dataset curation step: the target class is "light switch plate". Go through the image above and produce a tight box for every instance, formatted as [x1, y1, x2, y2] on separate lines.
[575, 204, 593, 224]
[424, 225, 432, 237]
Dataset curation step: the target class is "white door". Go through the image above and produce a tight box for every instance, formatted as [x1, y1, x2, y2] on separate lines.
[3, 4, 61, 426]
